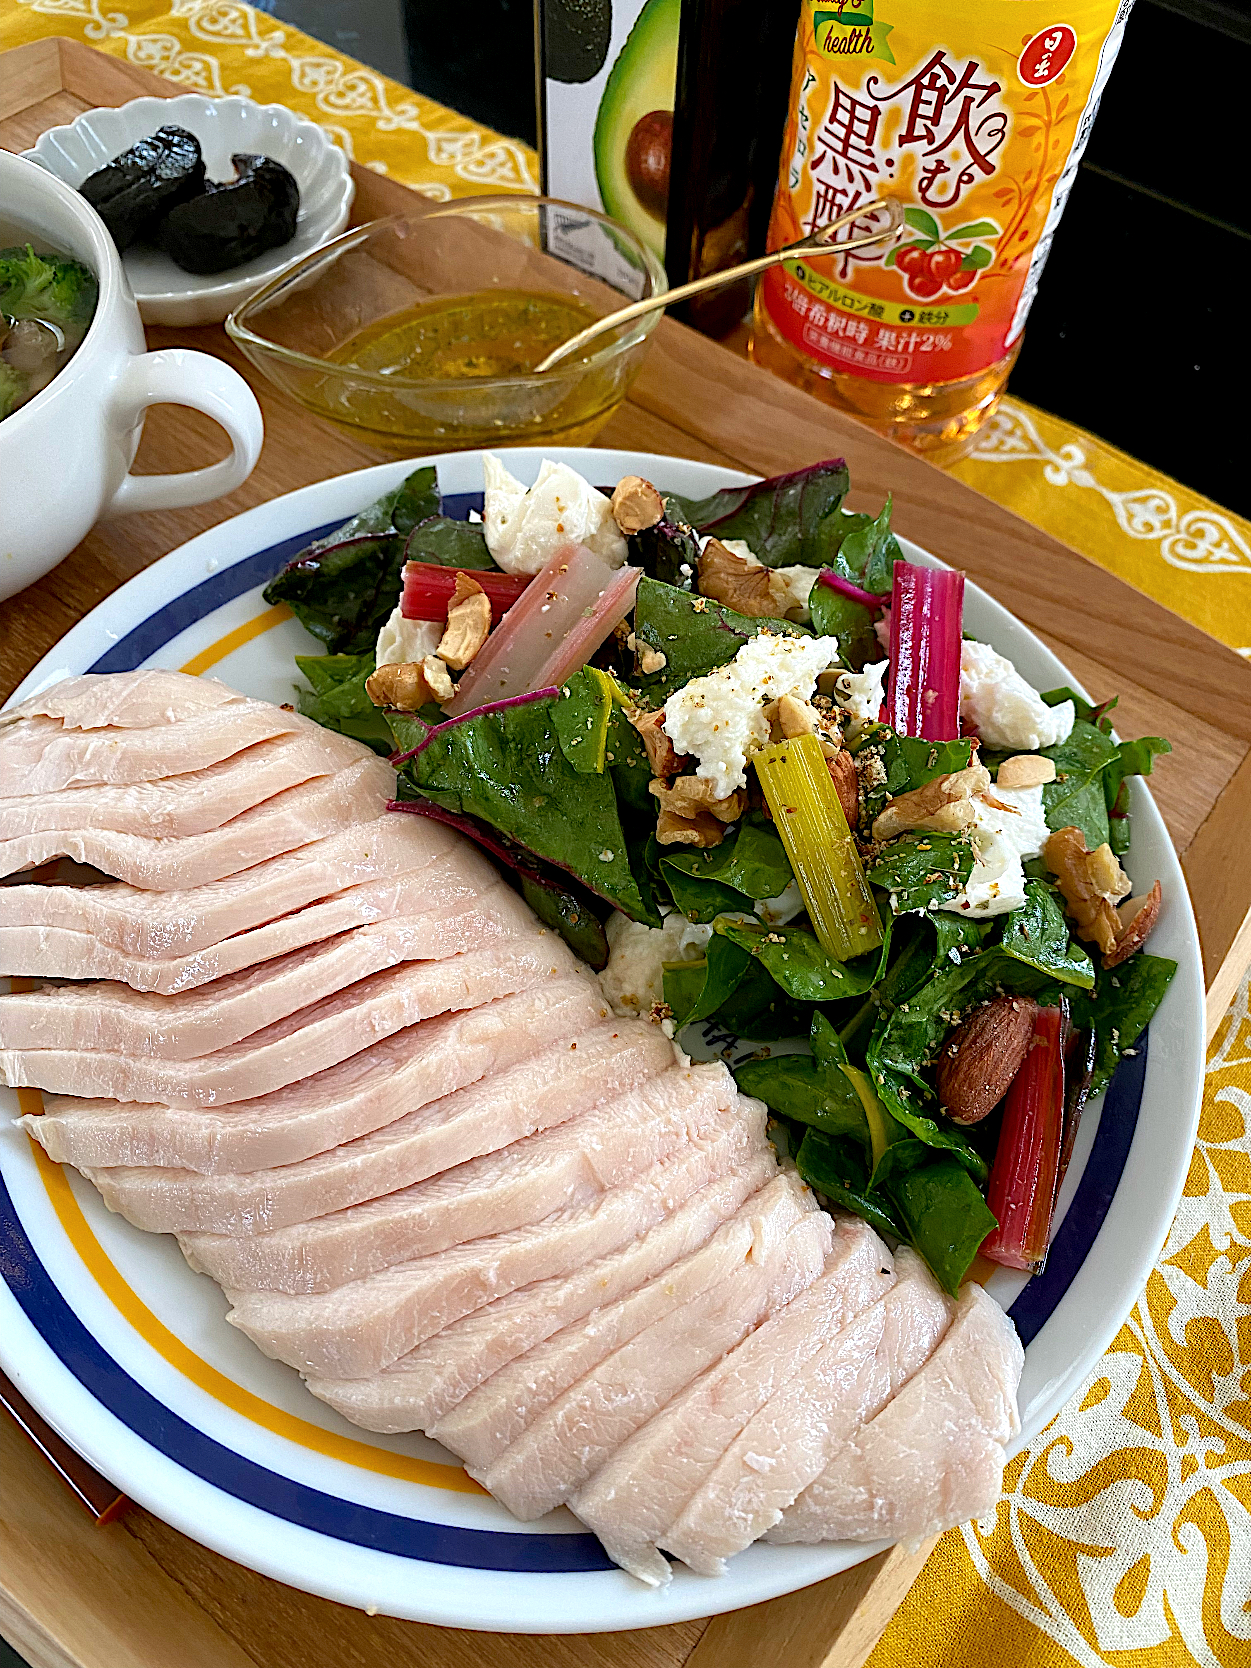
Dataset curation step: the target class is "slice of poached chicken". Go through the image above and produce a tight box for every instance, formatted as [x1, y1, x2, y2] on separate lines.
[0, 670, 245, 732]
[181, 1062, 745, 1289]
[570, 1216, 896, 1584]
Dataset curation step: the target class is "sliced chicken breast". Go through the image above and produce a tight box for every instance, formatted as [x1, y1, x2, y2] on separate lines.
[0, 702, 304, 792]
[24, 973, 604, 1175]
[0, 817, 464, 967]
[571, 1216, 896, 1585]
[79, 1008, 670, 1234]
[181, 1061, 745, 1289]
[767, 1282, 1022, 1547]
[434, 1171, 814, 1471]
[0, 757, 394, 887]
[0, 884, 529, 1059]
[223, 1112, 761, 1374]
[0, 671, 246, 732]
[669, 1248, 955, 1571]
[0, 732, 365, 841]
[0, 851, 498, 994]
[305, 1158, 777, 1434]
[471, 1191, 831, 1521]
[3, 935, 575, 1105]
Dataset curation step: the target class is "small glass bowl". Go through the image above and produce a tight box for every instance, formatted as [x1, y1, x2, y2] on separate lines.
[225, 196, 668, 453]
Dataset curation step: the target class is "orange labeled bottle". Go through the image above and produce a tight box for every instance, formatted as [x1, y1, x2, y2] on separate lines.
[751, 0, 1134, 460]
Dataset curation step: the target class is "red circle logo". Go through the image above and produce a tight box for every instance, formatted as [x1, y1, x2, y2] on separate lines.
[1018, 25, 1076, 86]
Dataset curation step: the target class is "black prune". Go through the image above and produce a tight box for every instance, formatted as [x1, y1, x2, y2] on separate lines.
[156, 154, 300, 276]
[79, 125, 206, 252]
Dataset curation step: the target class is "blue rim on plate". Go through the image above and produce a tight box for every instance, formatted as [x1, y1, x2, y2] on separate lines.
[0, 448, 1201, 1631]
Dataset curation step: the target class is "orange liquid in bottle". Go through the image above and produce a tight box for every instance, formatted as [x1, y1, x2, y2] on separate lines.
[752, 0, 1134, 462]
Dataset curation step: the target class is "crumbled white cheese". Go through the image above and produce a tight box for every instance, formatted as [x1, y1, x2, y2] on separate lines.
[481, 455, 626, 576]
[940, 784, 1049, 919]
[834, 658, 888, 725]
[600, 910, 713, 1019]
[714, 539, 816, 620]
[959, 640, 1074, 751]
[754, 879, 805, 926]
[375, 607, 442, 668]
[662, 633, 843, 795]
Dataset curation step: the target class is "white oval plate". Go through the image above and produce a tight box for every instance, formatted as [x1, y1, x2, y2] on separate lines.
[24, 94, 354, 326]
[0, 448, 1205, 1632]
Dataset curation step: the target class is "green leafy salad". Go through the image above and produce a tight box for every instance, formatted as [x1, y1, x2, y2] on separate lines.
[266, 453, 1176, 1296]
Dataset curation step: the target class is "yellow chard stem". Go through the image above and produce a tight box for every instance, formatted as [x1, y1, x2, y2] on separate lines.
[754, 732, 882, 963]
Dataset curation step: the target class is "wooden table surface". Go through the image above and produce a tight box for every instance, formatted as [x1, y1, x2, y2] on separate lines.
[3, 34, 1251, 1668]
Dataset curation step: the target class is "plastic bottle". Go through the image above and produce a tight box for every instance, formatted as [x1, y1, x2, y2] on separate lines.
[751, 0, 1135, 461]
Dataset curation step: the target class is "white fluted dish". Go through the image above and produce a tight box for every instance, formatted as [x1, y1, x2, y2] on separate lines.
[24, 94, 355, 325]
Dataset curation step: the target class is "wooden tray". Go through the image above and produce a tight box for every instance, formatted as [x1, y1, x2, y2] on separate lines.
[2, 35, 1249, 1668]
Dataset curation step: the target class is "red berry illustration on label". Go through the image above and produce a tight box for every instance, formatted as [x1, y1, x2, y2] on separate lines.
[945, 267, 978, 292]
[895, 244, 930, 278]
[906, 273, 943, 300]
[928, 248, 964, 285]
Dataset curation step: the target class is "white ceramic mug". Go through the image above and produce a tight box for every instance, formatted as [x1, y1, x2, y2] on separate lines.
[0, 149, 264, 602]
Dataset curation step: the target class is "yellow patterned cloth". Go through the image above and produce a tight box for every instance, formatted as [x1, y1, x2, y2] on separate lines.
[3, 4, 1249, 1662]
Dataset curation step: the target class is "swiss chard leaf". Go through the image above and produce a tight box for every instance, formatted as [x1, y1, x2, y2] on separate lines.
[663, 933, 753, 1030]
[715, 918, 883, 1002]
[1000, 879, 1095, 988]
[390, 699, 656, 925]
[293, 652, 393, 753]
[606, 706, 655, 814]
[793, 1129, 903, 1239]
[808, 581, 879, 670]
[629, 518, 700, 590]
[1104, 736, 1170, 856]
[665, 459, 850, 569]
[1042, 687, 1117, 731]
[1042, 720, 1122, 844]
[632, 576, 807, 698]
[867, 831, 974, 915]
[1070, 952, 1177, 1098]
[264, 465, 441, 654]
[734, 1054, 869, 1144]
[518, 873, 609, 970]
[658, 816, 793, 921]
[551, 668, 616, 775]
[885, 1152, 998, 1295]
[403, 515, 496, 569]
[813, 497, 900, 596]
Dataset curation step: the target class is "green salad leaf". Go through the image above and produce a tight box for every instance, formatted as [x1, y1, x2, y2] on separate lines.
[403, 515, 496, 568]
[808, 581, 879, 671]
[658, 816, 793, 922]
[1070, 951, 1178, 1098]
[1000, 879, 1095, 988]
[715, 919, 883, 1002]
[735, 1053, 869, 1143]
[885, 1150, 999, 1295]
[264, 465, 440, 653]
[391, 696, 656, 925]
[793, 1130, 904, 1240]
[632, 577, 808, 699]
[293, 653, 393, 753]
[868, 831, 974, 916]
[1104, 736, 1170, 856]
[665, 458, 850, 569]
[1041, 720, 1122, 846]
[812, 496, 900, 595]
[628, 518, 701, 590]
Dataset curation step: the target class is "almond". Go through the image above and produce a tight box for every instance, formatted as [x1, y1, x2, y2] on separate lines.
[996, 753, 1056, 789]
[1104, 879, 1162, 968]
[936, 995, 1038, 1125]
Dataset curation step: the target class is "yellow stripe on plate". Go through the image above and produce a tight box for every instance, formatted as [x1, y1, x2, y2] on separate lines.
[179, 604, 293, 677]
[12, 637, 479, 1495]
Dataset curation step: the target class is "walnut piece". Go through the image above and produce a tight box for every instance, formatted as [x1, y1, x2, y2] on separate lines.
[628, 706, 686, 778]
[936, 995, 1038, 1124]
[610, 475, 665, 534]
[435, 573, 491, 670]
[871, 763, 991, 842]
[650, 775, 747, 824]
[1044, 825, 1134, 958]
[996, 753, 1057, 789]
[697, 539, 787, 619]
[655, 807, 727, 847]
[365, 656, 454, 711]
[1105, 879, 1163, 968]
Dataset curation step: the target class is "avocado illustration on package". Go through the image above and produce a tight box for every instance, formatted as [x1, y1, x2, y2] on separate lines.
[544, 0, 612, 82]
[592, 0, 680, 260]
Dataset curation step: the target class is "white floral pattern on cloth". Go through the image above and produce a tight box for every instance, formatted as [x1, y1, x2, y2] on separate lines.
[871, 968, 1251, 1668]
[953, 400, 1251, 661]
[6, 0, 539, 195]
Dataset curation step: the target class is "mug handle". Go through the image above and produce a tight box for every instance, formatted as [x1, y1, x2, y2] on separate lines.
[102, 348, 264, 520]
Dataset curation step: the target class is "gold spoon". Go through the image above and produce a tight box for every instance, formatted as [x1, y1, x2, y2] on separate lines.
[534, 196, 906, 374]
